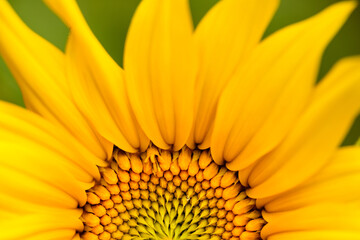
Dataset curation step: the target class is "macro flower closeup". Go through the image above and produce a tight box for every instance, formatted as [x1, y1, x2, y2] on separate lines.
[1, 0, 360, 239]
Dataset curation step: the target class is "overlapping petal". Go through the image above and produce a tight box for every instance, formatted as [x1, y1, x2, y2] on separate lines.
[262, 203, 360, 239]
[211, 1, 357, 171]
[189, 0, 279, 149]
[44, 0, 149, 153]
[0, 101, 105, 179]
[268, 231, 360, 240]
[0, 211, 82, 240]
[258, 147, 360, 212]
[0, 103, 96, 239]
[0, 103, 100, 208]
[247, 55, 360, 199]
[124, 0, 196, 151]
[0, 0, 112, 160]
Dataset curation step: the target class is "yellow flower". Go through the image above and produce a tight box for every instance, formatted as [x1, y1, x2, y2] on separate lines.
[0, 0, 360, 239]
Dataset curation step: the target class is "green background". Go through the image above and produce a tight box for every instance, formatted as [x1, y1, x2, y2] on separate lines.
[1, 0, 359, 145]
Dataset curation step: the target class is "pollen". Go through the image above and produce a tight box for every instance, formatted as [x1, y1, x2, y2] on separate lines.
[81, 146, 265, 240]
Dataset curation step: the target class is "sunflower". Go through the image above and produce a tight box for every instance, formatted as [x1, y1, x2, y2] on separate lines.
[0, 0, 360, 239]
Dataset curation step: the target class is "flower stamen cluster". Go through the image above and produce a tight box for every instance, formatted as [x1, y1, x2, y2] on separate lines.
[81, 146, 265, 240]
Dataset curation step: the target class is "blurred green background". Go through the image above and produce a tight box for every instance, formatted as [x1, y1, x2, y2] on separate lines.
[1, 0, 359, 145]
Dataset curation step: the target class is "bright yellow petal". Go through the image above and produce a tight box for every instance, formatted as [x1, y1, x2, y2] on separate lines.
[0, 165, 78, 209]
[0, 192, 77, 217]
[262, 147, 360, 212]
[0, 102, 101, 212]
[44, 0, 149, 153]
[247, 55, 360, 199]
[25, 229, 77, 240]
[0, 209, 17, 220]
[0, 211, 82, 240]
[308, 146, 360, 181]
[0, 140, 94, 204]
[268, 231, 360, 240]
[0, 101, 105, 179]
[189, 0, 279, 149]
[0, 1, 111, 160]
[124, 0, 196, 150]
[261, 203, 360, 239]
[238, 162, 257, 187]
[210, 1, 356, 169]
[0, 0, 67, 92]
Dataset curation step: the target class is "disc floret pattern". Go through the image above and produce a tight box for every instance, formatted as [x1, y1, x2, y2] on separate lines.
[81, 146, 265, 240]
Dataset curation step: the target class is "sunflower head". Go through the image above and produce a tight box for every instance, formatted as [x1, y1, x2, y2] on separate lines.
[0, 0, 359, 240]
[81, 146, 265, 239]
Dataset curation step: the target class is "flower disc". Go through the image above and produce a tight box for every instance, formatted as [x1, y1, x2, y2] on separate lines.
[81, 146, 265, 240]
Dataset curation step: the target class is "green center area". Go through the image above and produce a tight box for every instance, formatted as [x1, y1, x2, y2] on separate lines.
[121, 186, 228, 240]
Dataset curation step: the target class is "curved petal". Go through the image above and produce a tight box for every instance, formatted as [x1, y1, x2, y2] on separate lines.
[25, 229, 77, 240]
[261, 203, 360, 239]
[0, 164, 78, 209]
[0, 1, 111, 160]
[210, 1, 357, 169]
[0, 102, 103, 211]
[0, 0, 66, 92]
[247, 55, 360, 199]
[0, 140, 94, 205]
[260, 147, 360, 212]
[124, 0, 196, 151]
[0, 192, 76, 217]
[0, 104, 93, 239]
[268, 231, 360, 240]
[189, 0, 279, 149]
[0, 211, 82, 240]
[0, 101, 104, 180]
[44, 0, 149, 153]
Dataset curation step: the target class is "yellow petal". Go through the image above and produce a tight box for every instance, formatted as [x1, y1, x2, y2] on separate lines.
[268, 231, 360, 240]
[0, 211, 82, 240]
[0, 101, 104, 179]
[124, 0, 196, 150]
[263, 147, 360, 212]
[0, 209, 17, 220]
[0, 165, 78, 209]
[189, 0, 279, 149]
[0, 192, 76, 216]
[247, 55, 360, 199]
[261, 203, 360, 239]
[211, 1, 357, 168]
[0, 140, 93, 205]
[0, 2, 111, 160]
[44, 0, 149, 152]
[309, 146, 360, 181]
[0, 0, 67, 92]
[25, 229, 77, 240]
[238, 163, 256, 187]
[0, 103, 100, 208]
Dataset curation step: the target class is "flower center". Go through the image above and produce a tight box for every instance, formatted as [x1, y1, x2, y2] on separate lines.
[81, 146, 265, 240]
